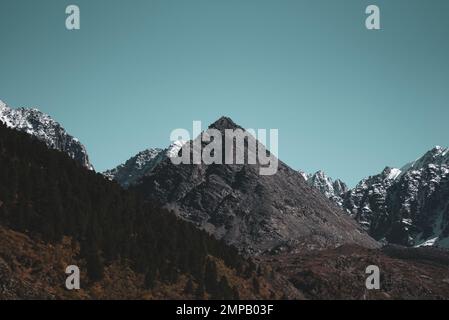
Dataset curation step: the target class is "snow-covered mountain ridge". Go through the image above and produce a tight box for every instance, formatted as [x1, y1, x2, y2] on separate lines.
[300, 147, 449, 248]
[103, 141, 185, 188]
[0, 99, 93, 170]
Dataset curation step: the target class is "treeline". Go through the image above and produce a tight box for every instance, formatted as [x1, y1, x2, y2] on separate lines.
[0, 123, 254, 297]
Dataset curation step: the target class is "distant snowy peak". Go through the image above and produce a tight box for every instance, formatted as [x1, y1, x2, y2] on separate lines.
[103, 148, 163, 187]
[103, 140, 186, 188]
[0, 100, 93, 170]
[355, 167, 401, 190]
[342, 146, 449, 248]
[300, 170, 348, 206]
[133, 148, 163, 170]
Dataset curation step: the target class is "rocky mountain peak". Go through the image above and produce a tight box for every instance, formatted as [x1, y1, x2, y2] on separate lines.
[333, 179, 348, 195]
[300, 170, 348, 207]
[209, 116, 242, 131]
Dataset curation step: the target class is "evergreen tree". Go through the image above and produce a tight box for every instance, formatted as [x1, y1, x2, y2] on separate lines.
[184, 278, 194, 295]
[86, 249, 104, 282]
[232, 286, 240, 300]
[195, 282, 205, 299]
[252, 277, 260, 294]
[144, 265, 158, 289]
[218, 276, 234, 300]
[204, 259, 218, 297]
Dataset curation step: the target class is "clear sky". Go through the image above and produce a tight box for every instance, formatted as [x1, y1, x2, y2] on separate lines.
[1, 0, 448, 186]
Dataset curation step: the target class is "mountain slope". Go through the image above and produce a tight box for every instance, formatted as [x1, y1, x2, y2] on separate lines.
[0, 99, 93, 170]
[132, 117, 378, 254]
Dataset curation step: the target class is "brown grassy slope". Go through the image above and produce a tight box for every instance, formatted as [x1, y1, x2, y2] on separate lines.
[4, 223, 448, 300]
[0, 225, 302, 300]
[263, 245, 449, 300]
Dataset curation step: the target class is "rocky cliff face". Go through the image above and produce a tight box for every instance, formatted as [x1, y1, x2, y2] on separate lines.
[0, 100, 93, 170]
[131, 117, 378, 254]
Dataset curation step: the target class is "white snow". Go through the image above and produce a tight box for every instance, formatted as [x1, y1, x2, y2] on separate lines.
[298, 171, 309, 181]
[166, 140, 186, 158]
[443, 148, 449, 157]
[415, 237, 439, 247]
[0, 100, 93, 169]
[387, 168, 402, 180]
[402, 218, 412, 226]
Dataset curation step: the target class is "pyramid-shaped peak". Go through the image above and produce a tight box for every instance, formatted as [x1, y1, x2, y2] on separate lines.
[209, 116, 242, 131]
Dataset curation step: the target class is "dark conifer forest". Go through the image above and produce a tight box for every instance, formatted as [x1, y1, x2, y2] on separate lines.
[0, 123, 253, 297]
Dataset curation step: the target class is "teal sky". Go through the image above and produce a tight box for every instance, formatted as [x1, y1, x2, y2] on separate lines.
[1, 0, 448, 186]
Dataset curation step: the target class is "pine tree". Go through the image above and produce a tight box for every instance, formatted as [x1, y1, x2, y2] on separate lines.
[86, 249, 104, 282]
[232, 286, 240, 300]
[195, 281, 205, 299]
[252, 277, 260, 294]
[204, 259, 218, 297]
[184, 278, 194, 295]
[144, 265, 158, 289]
[218, 276, 233, 300]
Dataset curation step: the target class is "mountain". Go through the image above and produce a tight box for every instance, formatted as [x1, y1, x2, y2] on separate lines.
[2, 119, 448, 300]
[103, 141, 184, 188]
[342, 147, 449, 248]
[342, 167, 401, 231]
[300, 171, 348, 207]
[131, 117, 378, 254]
[0, 99, 93, 170]
[0, 121, 294, 299]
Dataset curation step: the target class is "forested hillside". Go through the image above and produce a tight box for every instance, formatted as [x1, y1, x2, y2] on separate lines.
[0, 123, 287, 299]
